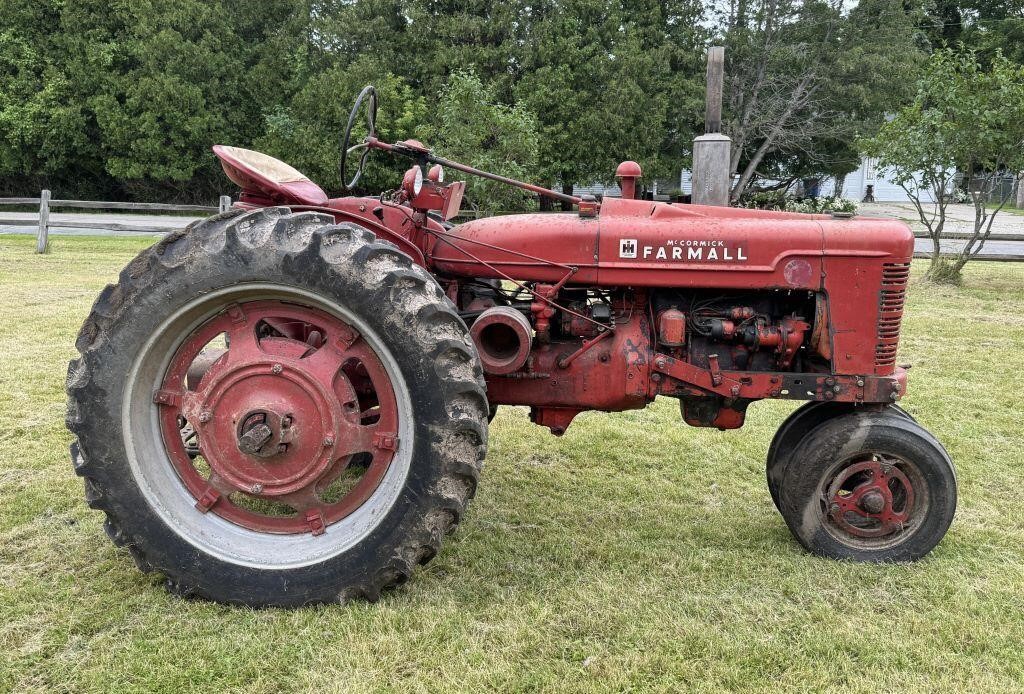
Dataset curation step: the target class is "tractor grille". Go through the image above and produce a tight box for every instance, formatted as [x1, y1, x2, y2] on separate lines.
[875, 262, 910, 369]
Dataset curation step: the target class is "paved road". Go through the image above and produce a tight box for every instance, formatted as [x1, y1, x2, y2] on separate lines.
[915, 237, 1024, 258]
[0, 211, 201, 236]
[2, 207, 1023, 257]
[861, 202, 1024, 257]
[860, 202, 1024, 237]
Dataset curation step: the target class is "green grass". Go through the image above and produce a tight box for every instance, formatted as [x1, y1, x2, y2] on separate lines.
[1, 233, 1023, 692]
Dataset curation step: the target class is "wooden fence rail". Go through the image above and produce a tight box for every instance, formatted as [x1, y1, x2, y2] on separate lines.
[0, 191, 231, 253]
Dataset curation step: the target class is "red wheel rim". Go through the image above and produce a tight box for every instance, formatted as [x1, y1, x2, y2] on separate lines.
[155, 300, 400, 536]
[825, 456, 917, 539]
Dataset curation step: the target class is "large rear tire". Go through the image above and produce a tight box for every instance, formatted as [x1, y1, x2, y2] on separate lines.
[67, 207, 488, 606]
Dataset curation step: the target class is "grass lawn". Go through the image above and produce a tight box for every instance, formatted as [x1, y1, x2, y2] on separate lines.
[1, 233, 1023, 692]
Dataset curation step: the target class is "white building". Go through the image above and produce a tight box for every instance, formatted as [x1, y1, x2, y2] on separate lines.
[817, 157, 938, 203]
[573, 156, 938, 203]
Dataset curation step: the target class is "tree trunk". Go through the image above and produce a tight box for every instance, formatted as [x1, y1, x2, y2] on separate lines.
[731, 136, 773, 201]
[539, 183, 554, 211]
[730, 74, 816, 202]
[834, 172, 847, 198]
[560, 180, 574, 212]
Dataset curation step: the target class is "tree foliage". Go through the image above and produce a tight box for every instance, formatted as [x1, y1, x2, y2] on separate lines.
[425, 71, 539, 211]
[0, 0, 708, 202]
[862, 49, 1024, 283]
[0, 0, 309, 200]
[720, 0, 928, 200]
[513, 0, 706, 198]
[0, 0, 1020, 204]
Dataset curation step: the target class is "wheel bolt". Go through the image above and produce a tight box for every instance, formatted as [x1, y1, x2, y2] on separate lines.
[829, 502, 841, 514]
[250, 483, 263, 494]
[272, 363, 283, 375]
[323, 436, 334, 448]
[199, 410, 212, 423]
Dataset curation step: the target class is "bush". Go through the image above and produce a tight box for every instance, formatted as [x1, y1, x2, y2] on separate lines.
[788, 197, 859, 214]
[739, 190, 788, 210]
[739, 192, 858, 214]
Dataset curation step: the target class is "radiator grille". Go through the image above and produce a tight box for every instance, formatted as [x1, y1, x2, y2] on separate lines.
[875, 262, 910, 369]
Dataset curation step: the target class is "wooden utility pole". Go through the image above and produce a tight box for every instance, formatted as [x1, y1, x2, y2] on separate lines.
[691, 47, 731, 207]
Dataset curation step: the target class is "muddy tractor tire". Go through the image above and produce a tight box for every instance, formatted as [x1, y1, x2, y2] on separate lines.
[67, 208, 488, 606]
[766, 402, 914, 513]
[777, 410, 955, 562]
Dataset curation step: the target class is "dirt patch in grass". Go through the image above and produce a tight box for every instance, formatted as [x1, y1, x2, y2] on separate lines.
[2, 234, 1023, 692]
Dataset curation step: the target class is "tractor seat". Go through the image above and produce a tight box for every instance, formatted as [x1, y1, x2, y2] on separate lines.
[213, 145, 329, 206]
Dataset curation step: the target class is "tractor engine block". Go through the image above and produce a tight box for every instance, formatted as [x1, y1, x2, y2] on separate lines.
[458, 281, 827, 433]
[651, 289, 819, 374]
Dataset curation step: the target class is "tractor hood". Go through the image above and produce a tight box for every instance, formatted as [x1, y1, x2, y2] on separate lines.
[431, 197, 914, 290]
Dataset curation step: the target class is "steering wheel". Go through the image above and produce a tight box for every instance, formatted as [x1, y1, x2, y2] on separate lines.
[340, 85, 378, 192]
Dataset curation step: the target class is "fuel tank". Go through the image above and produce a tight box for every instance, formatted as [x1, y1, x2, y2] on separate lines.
[430, 197, 914, 291]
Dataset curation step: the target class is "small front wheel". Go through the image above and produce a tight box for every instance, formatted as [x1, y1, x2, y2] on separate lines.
[778, 411, 955, 562]
[766, 403, 915, 513]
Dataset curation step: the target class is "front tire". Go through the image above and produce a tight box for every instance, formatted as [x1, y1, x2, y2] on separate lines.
[777, 411, 955, 562]
[766, 402, 914, 512]
[67, 208, 488, 606]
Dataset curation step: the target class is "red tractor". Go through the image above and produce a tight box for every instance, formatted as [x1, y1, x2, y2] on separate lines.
[67, 87, 956, 606]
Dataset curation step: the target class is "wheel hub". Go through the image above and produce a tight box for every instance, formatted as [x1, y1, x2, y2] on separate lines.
[155, 299, 401, 535]
[826, 458, 915, 539]
[236, 409, 284, 458]
[858, 490, 886, 515]
[184, 358, 341, 497]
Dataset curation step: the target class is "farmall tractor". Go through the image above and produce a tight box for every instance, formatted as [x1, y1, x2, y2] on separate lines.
[67, 87, 956, 606]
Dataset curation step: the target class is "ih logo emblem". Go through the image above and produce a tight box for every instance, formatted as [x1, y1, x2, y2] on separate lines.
[619, 239, 638, 259]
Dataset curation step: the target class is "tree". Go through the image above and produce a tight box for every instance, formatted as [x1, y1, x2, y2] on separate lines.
[84, 0, 308, 201]
[925, 0, 1024, 65]
[424, 70, 539, 212]
[302, 0, 707, 204]
[255, 57, 428, 195]
[862, 49, 1024, 283]
[0, 0, 312, 200]
[721, 0, 927, 201]
[512, 0, 705, 204]
[0, 0, 106, 196]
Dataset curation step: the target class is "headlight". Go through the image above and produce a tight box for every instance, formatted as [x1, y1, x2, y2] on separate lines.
[402, 166, 424, 197]
[428, 165, 445, 183]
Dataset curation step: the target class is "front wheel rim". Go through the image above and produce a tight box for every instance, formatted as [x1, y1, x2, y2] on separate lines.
[124, 284, 413, 569]
[820, 452, 928, 550]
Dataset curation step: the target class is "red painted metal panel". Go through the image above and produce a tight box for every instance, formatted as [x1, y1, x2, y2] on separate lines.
[595, 198, 826, 289]
[819, 218, 915, 376]
[430, 213, 600, 283]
